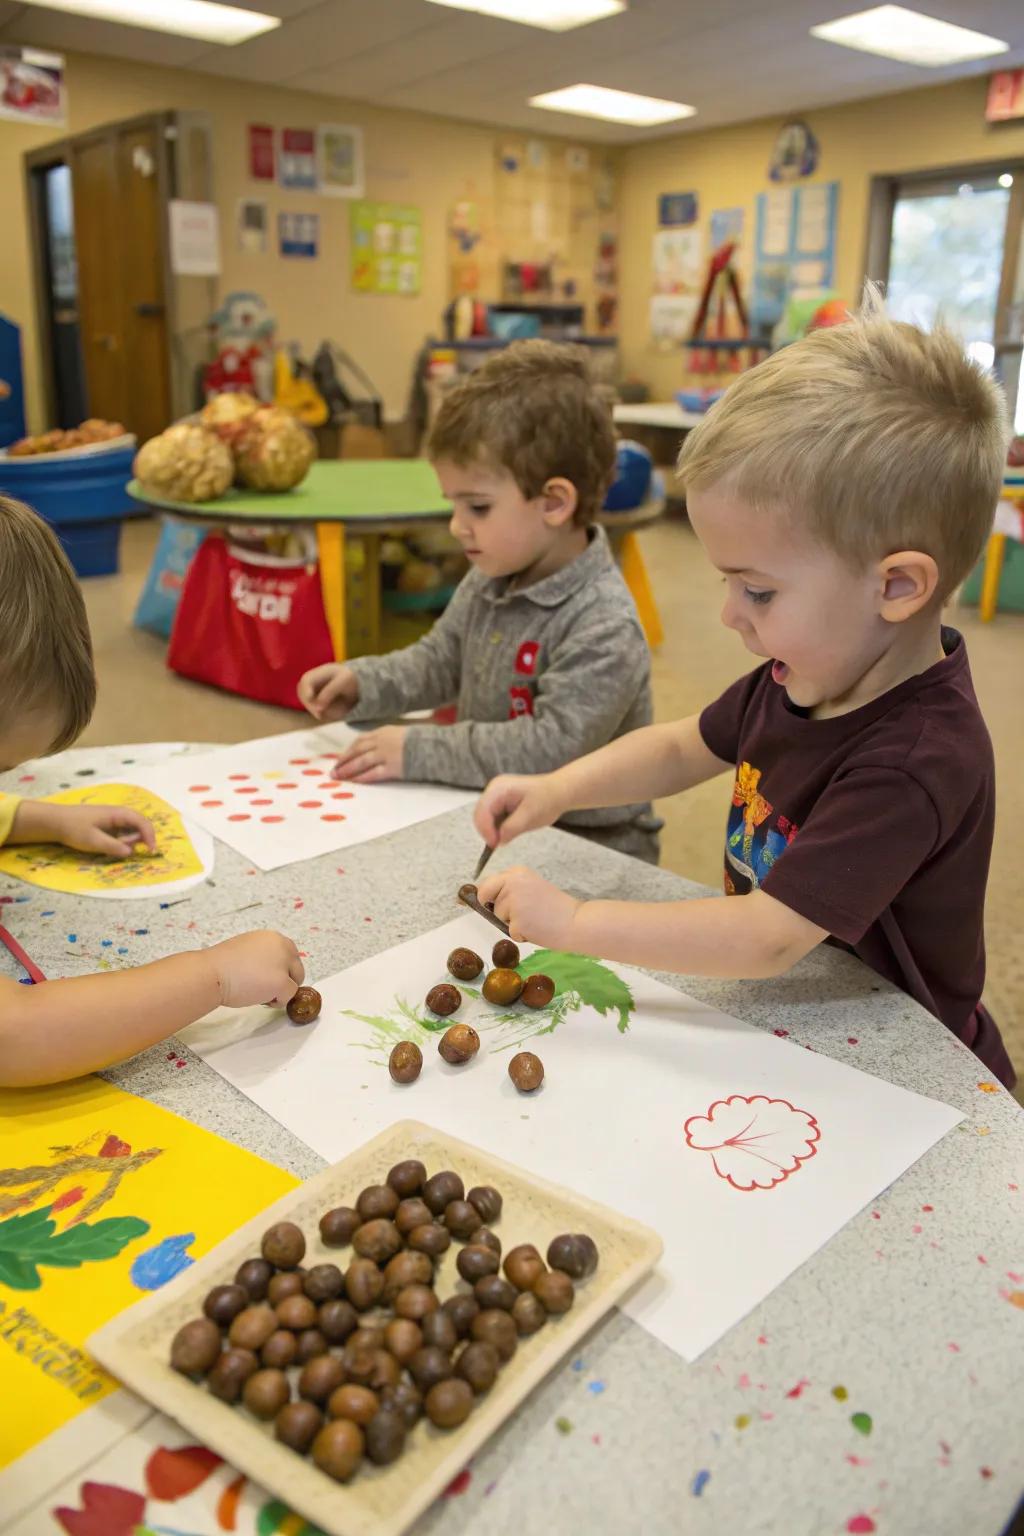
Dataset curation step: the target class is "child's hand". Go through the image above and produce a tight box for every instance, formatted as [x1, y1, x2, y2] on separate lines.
[475, 773, 564, 848]
[331, 726, 407, 784]
[210, 931, 304, 1008]
[29, 802, 157, 858]
[298, 663, 360, 722]
[477, 865, 580, 948]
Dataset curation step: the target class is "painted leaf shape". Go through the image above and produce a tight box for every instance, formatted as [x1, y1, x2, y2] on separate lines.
[518, 950, 635, 1033]
[0, 1205, 150, 1290]
[53, 1481, 146, 1536]
[145, 1444, 222, 1501]
[257, 1499, 328, 1536]
[684, 1095, 821, 1191]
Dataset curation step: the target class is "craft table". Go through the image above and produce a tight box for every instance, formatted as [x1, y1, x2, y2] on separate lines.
[1, 741, 1021, 1536]
[129, 460, 452, 661]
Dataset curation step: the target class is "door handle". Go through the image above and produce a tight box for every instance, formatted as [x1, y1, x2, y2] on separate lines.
[135, 302, 165, 317]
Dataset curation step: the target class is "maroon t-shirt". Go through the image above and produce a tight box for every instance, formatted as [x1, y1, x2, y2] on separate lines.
[699, 629, 1012, 1086]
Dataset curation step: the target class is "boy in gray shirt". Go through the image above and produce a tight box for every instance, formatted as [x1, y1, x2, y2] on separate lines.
[298, 341, 661, 863]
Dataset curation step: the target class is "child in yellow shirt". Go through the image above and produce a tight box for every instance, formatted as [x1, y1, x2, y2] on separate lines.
[0, 494, 303, 1087]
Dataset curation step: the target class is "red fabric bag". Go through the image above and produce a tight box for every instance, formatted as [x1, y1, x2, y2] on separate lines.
[167, 535, 333, 710]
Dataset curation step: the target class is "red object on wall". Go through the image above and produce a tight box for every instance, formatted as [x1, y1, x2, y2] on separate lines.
[248, 123, 276, 180]
[986, 70, 1024, 122]
[168, 538, 333, 710]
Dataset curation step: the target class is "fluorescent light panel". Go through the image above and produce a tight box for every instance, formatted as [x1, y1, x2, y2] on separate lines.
[810, 6, 1008, 67]
[425, 0, 624, 30]
[13, 0, 281, 45]
[530, 83, 695, 126]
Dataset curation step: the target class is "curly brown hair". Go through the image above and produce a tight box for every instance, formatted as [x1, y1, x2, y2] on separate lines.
[0, 495, 96, 752]
[427, 340, 617, 525]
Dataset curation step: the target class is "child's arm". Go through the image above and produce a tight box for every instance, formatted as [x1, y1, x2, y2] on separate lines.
[0, 930, 303, 1087]
[7, 800, 156, 857]
[299, 580, 472, 725]
[477, 865, 827, 980]
[475, 715, 730, 845]
[336, 610, 680, 789]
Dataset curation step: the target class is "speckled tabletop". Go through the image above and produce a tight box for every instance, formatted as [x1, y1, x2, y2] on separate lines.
[2, 742, 1022, 1536]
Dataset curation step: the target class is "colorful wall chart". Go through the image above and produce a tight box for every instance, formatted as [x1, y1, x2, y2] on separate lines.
[0, 1077, 296, 1483]
[0, 784, 213, 900]
[180, 913, 962, 1362]
[6, 1415, 322, 1536]
[752, 179, 838, 331]
[124, 727, 473, 872]
[350, 201, 422, 295]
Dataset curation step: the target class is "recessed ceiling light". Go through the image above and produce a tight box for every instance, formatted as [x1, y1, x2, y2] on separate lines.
[425, 0, 624, 30]
[13, 0, 281, 45]
[529, 84, 695, 126]
[810, 6, 1008, 67]
[999, 173, 1014, 188]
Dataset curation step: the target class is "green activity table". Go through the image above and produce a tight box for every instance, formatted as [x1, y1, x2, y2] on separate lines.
[129, 459, 452, 658]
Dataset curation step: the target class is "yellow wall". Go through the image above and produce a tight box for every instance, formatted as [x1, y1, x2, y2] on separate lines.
[619, 76, 1024, 399]
[0, 45, 612, 431]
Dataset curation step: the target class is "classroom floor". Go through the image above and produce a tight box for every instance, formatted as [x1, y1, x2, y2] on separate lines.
[81, 515, 1024, 1083]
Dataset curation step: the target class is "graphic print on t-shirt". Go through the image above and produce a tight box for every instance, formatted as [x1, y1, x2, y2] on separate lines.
[724, 761, 800, 894]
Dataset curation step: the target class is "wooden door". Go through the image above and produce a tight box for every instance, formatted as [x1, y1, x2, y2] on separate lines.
[68, 116, 171, 437]
[69, 134, 126, 426]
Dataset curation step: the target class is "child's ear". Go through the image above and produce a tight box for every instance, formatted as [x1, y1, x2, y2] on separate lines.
[540, 477, 578, 527]
[877, 549, 940, 621]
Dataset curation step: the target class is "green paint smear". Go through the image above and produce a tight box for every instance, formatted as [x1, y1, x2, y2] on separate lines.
[851, 1411, 873, 1436]
[555, 1416, 574, 1435]
[517, 950, 635, 1033]
[0, 1205, 150, 1291]
[257, 1499, 327, 1536]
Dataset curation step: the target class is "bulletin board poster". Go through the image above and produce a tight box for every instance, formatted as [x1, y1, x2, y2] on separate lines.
[0, 46, 65, 125]
[350, 201, 422, 295]
[752, 180, 838, 331]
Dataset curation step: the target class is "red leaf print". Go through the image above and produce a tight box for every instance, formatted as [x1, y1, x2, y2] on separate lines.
[684, 1095, 821, 1191]
[98, 1135, 131, 1158]
[52, 1185, 85, 1213]
[145, 1444, 223, 1501]
[54, 1482, 146, 1536]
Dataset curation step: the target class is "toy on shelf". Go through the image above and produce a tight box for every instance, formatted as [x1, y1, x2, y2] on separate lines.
[687, 242, 768, 376]
[273, 344, 329, 427]
[202, 291, 276, 401]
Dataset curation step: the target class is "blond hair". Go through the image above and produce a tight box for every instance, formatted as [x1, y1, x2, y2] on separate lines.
[0, 495, 96, 751]
[427, 339, 617, 525]
[677, 292, 1009, 597]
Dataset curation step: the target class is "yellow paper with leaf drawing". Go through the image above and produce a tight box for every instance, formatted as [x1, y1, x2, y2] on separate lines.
[0, 783, 207, 896]
[0, 1076, 297, 1469]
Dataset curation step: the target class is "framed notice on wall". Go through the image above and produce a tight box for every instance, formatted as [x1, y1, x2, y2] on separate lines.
[0, 46, 65, 124]
[351, 201, 422, 294]
[317, 123, 364, 197]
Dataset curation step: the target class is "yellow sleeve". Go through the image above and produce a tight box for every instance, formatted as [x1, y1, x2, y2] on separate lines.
[0, 794, 22, 845]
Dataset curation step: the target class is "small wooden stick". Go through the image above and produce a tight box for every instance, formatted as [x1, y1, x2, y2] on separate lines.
[457, 883, 511, 937]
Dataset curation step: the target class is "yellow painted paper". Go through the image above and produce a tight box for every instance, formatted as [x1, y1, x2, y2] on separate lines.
[0, 783, 203, 895]
[0, 1076, 297, 1469]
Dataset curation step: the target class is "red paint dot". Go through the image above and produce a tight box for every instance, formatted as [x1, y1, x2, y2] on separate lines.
[278, 782, 298, 790]
[332, 791, 354, 800]
[847, 1037, 859, 1044]
[321, 813, 346, 822]
[846, 1518, 876, 1535]
[251, 798, 273, 806]
[444, 1469, 471, 1497]
[201, 800, 223, 808]
[189, 785, 210, 793]
[18, 774, 35, 783]
[981, 1467, 993, 1479]
[319, 782, 337, 789]
[773, 1028, 789, 1038]
[235, 786, 258, 794]
[290, 758, 310, 765]
[228, 774, 250, 781]
[302, 768, 323, 776]
[298, 800, 322, 809]
[261, 815, 284, 823]
[922, 1205, 934, 1212]
[228, 813, 251, 822]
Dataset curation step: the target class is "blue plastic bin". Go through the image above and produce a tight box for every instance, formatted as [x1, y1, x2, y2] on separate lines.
[0, 444, 135, 577]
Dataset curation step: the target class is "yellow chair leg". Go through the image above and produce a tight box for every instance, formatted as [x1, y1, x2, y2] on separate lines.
[620, 530, 664, 649]
[979, 532, 1006, 623]
[317, 522, 347, 660]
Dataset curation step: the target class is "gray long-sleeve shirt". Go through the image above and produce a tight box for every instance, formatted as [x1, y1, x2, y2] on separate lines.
[347, 526, 662, 862]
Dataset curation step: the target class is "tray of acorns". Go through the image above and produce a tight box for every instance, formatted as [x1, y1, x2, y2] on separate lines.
[90, 1120, 662, 1536]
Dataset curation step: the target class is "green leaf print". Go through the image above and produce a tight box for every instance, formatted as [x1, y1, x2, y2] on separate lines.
[517, 950, 635, 1033]
[0, 1205, 150, 1291]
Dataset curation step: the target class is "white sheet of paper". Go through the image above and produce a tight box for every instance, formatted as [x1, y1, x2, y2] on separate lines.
[4, 1410, 282, 1536]
[796, 183, 830, 253]
[0, 1391, 151, 1529]
[122, 727, 474, 872]
[762, 186, 793, 256]
[181, 915, 962, 1361]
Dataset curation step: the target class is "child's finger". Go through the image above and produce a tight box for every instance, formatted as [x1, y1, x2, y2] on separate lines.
[111, 809, 157, 851]
[89, 829, 138, 859]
